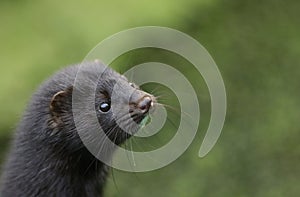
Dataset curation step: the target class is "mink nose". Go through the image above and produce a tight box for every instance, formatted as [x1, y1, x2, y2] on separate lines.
[138, 96, 153, 113]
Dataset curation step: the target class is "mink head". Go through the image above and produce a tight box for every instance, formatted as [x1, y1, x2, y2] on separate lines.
[42, 62, 155, 155]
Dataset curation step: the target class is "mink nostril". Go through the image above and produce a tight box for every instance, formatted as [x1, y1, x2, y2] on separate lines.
[138, 96, 152, 112]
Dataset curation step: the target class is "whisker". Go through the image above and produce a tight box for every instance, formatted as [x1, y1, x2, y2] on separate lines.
[148, 86, 163, 95]
[130, 137, 136, 166]
[110, 166, 119, 193]
[156, 102, 194, 120]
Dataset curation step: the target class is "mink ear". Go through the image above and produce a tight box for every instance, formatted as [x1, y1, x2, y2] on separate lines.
[50, 87, 73, 124]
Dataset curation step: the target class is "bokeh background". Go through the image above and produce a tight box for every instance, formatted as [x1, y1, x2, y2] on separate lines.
[0, 0, 299, 196]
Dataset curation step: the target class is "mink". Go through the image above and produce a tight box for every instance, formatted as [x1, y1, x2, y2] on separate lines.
[0, 61, 154, 197]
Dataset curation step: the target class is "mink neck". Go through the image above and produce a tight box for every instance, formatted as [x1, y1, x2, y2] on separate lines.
[7, 111, 110, 196]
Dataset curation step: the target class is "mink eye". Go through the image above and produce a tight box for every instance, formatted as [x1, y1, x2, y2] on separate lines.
[129, 82, 135, 88]
[99, 102, 111, 112]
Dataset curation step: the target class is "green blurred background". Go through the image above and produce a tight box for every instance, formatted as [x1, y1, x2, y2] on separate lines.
[0, 0, 299, 196]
